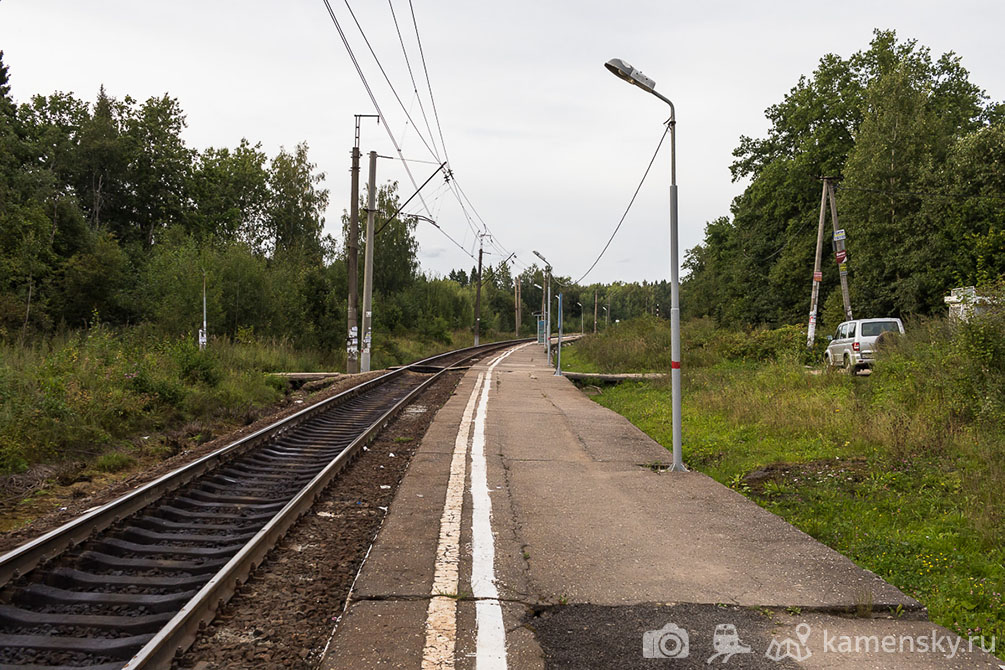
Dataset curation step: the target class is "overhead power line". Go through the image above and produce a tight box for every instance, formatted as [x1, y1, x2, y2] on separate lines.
[341, 0, 440, 161]
[325, 0, 514, 265]
[408, 0, 450, 166]
[572, 124, 671, 285]
[402, 212, 477, 261]
[388, 0, 441, 161]
[323, 0, 436, 221]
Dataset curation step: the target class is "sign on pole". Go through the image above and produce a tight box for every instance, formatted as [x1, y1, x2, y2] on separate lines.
[833, 229, 846, 242]
[537, 319, 545, 344]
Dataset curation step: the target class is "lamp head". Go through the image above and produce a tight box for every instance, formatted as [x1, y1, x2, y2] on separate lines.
[605, 58, 655, 93]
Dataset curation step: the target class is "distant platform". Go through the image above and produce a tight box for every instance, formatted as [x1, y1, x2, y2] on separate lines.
[562, 371, 666, 383]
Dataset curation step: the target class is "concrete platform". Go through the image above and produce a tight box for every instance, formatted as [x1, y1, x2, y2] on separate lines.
[322, 344, 1003, 669]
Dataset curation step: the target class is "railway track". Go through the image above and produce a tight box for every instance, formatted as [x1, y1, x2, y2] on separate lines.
[0, 341, 523, 670]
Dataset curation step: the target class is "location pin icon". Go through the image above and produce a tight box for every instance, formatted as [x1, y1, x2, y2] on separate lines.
[795, 623, 811, 646]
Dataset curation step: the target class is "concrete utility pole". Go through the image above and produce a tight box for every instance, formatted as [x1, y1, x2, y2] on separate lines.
[199, 270, 207, 351]
[577, 301, 584, 334]
[346, 140, 361, 371]
[514, 280, 521, 337]
[346, 115, 378, 373]
[474, 236, 484, 346]
[586, 291, 594, 335]
[360, 150, 377, 372]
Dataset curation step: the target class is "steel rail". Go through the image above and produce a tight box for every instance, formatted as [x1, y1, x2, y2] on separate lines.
[124, 339, 524, 669]
[0, 339, 521, 589]
[0, 338, 527, 669]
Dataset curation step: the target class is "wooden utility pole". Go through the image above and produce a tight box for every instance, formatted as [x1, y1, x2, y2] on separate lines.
[828, 179, 853, 321]
[806, 177, 852, 348]
[806, 181, 828, 347]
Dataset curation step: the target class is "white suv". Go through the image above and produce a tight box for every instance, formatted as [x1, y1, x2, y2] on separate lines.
[824, 318, 904, 372]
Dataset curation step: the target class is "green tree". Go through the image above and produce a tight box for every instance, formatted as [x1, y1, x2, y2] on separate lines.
[684, 29, 998, 327]
[267, 142, 328, 261]
[188, 139, 269, 245]
[75, 86, 129, 231]
[123, 94, 193, 247]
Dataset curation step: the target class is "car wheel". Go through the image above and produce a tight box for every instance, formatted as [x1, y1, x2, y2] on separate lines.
[842, 354, 852, 373]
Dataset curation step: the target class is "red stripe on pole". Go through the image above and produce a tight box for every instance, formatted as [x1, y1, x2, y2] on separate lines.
[671, 361, 681, 369]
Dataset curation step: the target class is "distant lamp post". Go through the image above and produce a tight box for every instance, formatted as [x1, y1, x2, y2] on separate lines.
[533, 250, 552, 361]
[533, 283, 544, 346]
[605, 57, 685, 472]
[554, 293, 563, 376]
[576, 301, 584, 334]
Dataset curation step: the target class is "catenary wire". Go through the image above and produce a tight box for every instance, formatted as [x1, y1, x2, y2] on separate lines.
[388, 0, 441, 161]
[408, 0, 451, 166]
[322, 0, 436, 221]
[342, 0, 440, 162]
[404, 0, 494, 242]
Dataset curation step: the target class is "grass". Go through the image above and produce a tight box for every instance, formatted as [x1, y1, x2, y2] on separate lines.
[0, 325, 330, 476]
[0, 323, 522, 482]
[566, 314, 1005, 656]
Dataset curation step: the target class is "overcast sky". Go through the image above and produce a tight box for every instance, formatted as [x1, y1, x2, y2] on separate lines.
[2, 1, 1002, 283]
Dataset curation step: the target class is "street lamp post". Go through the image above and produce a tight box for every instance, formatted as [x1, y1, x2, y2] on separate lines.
[554, 293, 563, 376]
[533, 283, 544, 346]
[576, 301, 583, 335]
[605, 58, 685, 472]
[533, 251, 552, 362]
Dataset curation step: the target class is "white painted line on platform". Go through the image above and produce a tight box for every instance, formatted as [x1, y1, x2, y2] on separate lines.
[471, 344, 529, 669]
[421, 371, 486, 670]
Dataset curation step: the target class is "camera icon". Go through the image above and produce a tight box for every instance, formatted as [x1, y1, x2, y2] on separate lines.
[642, 622, 690, 659]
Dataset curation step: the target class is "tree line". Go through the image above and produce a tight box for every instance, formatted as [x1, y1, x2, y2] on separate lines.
[0, 51, 667, 356]
[682, 30, 1005, 331]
